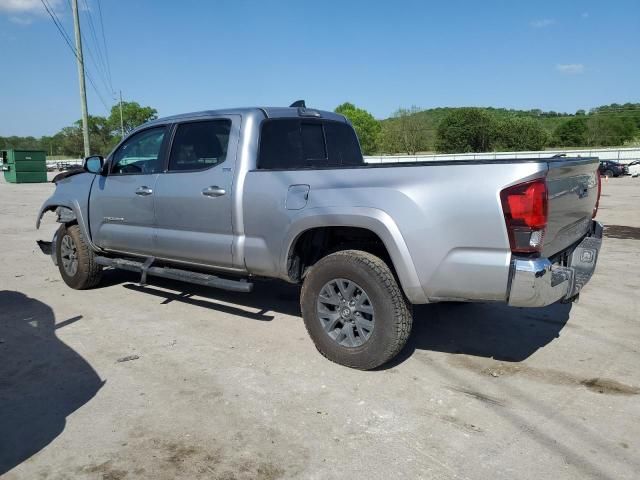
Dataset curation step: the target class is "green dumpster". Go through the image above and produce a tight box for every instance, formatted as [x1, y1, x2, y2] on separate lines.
[1, 149, 48, 183]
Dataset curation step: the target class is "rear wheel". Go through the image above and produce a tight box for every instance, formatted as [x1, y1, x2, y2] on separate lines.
[300, 250, 412, 370]
[603, 169, 614, 178]
[56, 224, 103, 289]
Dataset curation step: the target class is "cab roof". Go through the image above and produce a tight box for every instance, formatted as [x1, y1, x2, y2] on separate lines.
[145, 106, 347, 127]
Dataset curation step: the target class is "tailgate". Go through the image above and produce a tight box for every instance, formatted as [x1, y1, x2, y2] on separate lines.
[543, 157, 599, 257]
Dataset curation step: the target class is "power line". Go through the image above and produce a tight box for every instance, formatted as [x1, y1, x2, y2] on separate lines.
[64, 0, 112, 103]
[81, 0, 113, 93]
[96, 0, 114, 93]
[39, 0, 111, 111]
[55, 0, 112, 107]
[81, 26, 113, 98]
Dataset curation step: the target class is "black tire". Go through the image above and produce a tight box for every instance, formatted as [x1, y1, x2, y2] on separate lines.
[300, 250, 412, 370]
[603, 169, 614, 178]
[56, 224, 103, 289]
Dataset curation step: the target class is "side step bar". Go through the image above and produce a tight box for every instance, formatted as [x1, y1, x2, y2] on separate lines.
[95, 256, 253, 293]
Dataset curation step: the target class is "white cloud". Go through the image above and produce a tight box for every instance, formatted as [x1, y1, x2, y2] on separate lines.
[9, 14, 32, 24]
[556, 64, 585, 75]
[0, 0, 62, 15]
[530, 18, 556, 28]
[0, 0, 63, 25]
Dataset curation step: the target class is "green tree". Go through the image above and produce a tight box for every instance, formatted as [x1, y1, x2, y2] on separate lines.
[493, 117, 547, 151]
[435, 108, 495, 153]
[57, 126, 84, 157]
[108, 101, 158, 136]
[0, 136, 40, 150]
[334, 102, 381, 155]
[553, 118, 588, 146]
[379, 106, 429, 154]
[73, 115, 114, 156]
[1, 99, 158, 158]
[586, 115, 637, 146]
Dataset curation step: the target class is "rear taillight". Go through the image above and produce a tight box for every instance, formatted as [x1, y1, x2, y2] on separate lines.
[593, 171, 601, 218]
[500, 178, 548, 254]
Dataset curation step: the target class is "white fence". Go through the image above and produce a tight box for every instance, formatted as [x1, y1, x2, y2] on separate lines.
[46, 158, 82, 170]
[365, 147, 640, 164]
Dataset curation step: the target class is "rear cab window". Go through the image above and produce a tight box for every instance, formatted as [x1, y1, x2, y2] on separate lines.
[258, 119, 363, 169]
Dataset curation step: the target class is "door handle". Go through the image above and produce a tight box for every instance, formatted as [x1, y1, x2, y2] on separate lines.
[135, 186, 153, 196]
[202, 186, 226, 197]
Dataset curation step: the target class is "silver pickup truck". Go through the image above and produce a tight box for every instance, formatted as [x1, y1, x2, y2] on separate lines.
[36, 104, 603, 369]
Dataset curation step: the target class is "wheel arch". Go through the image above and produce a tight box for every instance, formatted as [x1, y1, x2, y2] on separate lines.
[36, 199, 99, 252]
[281, 207, 427, 304]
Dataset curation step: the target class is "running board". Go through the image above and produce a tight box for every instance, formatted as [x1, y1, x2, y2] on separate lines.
[95, 256, 253, 293]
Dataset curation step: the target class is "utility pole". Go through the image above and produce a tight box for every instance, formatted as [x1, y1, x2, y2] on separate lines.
[119, 90, 125, 138]
[71, 0, 90, 157]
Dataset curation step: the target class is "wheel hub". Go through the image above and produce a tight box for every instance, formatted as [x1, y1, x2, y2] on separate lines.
[60, 234, 79, 277]
[316, 278, 375, 348]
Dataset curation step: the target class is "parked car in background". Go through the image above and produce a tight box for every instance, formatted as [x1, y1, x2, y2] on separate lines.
[627, 160, 640, 177]
[599, 160, 628, 177]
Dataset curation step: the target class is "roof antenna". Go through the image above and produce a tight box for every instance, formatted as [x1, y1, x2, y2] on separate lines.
[289, 100, 306, 108]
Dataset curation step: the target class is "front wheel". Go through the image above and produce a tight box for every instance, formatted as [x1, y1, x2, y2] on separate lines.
[56, 224, 103, 289]
[300, 250, 413, 370]
[603, 169, 614, 178]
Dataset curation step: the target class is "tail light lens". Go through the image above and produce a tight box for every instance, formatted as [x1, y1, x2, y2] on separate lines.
[592, 171, 601, 218]
[500, 179, 548, 254]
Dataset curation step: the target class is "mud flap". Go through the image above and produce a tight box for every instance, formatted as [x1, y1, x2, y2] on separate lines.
[36, 240, 52, 255]
[36, 229, 59, 266]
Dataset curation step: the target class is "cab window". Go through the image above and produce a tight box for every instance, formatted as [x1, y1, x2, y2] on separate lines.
[168, 120, 231, 171]
[111, 127, 167, 175]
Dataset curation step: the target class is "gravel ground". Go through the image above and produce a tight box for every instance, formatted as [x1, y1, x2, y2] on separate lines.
[1, 173, 639, 480]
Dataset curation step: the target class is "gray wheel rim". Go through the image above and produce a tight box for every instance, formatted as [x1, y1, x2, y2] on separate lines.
[316, 278, 375, 348]
[60, 234, 79, 277]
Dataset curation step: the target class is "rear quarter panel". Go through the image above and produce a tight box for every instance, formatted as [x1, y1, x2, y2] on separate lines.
[242, 161, 548, 303]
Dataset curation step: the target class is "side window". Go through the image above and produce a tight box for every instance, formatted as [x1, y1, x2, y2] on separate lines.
[111, 127, 166, 175]
[168, 120, 231, 171]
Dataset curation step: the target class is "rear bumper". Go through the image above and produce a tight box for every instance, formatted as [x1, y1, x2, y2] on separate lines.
[508, 221, 603, 307]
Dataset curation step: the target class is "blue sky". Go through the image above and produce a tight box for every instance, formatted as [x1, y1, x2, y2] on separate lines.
[1, 0, 638, 136]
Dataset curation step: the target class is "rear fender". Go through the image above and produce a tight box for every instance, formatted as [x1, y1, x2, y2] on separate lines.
[282, 206, 427, 304]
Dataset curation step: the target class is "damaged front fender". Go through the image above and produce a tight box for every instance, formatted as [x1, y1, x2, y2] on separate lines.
[35, 171, 100, 253]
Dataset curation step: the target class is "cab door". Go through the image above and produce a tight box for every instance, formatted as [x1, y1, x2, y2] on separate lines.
[153, 116, 239, 268]
[89, 126, 168, 255]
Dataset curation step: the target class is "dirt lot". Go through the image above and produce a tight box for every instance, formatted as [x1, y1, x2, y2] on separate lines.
[1, 174, 639, 480]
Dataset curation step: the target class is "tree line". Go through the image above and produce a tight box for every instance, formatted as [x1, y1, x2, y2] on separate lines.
[0, 101, 158, 157]
[337, 102, 640, 155]
[2, 101, 639, 157]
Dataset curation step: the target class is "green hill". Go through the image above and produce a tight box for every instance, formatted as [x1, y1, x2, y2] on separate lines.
[377, 103, 640, 153]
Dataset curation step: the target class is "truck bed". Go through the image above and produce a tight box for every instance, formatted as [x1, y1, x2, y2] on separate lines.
[244, 156, 599, 303]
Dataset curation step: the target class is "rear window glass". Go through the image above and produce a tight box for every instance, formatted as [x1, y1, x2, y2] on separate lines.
[258, 120, 302, 170]
[169, 120, 231, 171]
[324, 121, 363, 167]
[258, 119, 363, 169]
[301, 123, 327, 161]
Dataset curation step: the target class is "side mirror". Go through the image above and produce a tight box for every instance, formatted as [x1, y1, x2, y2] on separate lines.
[83, 155, 104, 174]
